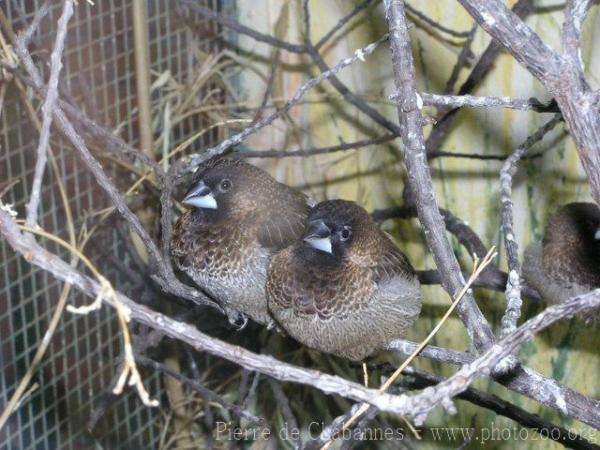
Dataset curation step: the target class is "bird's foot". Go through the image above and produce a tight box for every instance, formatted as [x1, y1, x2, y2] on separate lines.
[227, 310, 249, 330]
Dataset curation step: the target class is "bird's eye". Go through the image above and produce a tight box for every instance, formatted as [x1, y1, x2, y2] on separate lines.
[220, 179, 232, 191]
[340, 226, 352, 241]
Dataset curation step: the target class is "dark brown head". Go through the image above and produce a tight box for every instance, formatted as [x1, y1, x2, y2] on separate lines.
[299, 200, 383, 266]
[181, 159, 293, 221]
[543, 202, 600, 286]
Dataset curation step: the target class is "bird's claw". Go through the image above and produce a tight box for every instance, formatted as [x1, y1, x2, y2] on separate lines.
[228, 311, 248, 330]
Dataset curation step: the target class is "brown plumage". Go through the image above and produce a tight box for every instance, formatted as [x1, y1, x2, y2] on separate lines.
[266, 200, 421, 361]
[171, 159, 310, 326]
[523, 202, 600, 321]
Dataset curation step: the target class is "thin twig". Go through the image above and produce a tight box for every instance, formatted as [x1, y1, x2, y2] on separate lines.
[136, 354, 263, 424]
[405, 3, 473, 38]
[443, 24, 477, 94]
[411, 92, 558, 112]
[181, 34, 390, 170]
[314, 0, 374, 50]
[178, 0, 306, 53]
[499, 115, 562, 337]
[268, 379, 302, 450]
[238, 134, 396, 158]
[22, 0, 73, 226]
[424, 0, 535, 155]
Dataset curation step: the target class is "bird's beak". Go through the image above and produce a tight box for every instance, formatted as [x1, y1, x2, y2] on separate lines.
[303, 219, 332, 254]
[182, 180, 217, 209]
[595, 228, 600, 240]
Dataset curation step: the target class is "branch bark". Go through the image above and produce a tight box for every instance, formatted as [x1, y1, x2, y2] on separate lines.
[23, 0, 73, 227]
[2, 208, 599, 427]
[499, 115, 562, 336]
[456, 0, 600, 205]
[384, 0, 495, 352]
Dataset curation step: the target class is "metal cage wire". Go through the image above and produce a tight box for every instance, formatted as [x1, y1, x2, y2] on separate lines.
[0, 0, 223, 448]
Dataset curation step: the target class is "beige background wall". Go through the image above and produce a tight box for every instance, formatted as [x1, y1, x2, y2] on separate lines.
[232, 1, 600, 447]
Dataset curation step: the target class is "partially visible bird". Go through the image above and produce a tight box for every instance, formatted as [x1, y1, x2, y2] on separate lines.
[523, 202, 600, 321]
[266, 199, 421, 361]
[172, 159, 310, 326]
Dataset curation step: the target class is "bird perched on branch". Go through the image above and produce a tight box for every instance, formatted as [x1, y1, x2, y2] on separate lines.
[266, 199, 421, 361]
[172, 159, 310, 326]
[523, 202, 600, 322]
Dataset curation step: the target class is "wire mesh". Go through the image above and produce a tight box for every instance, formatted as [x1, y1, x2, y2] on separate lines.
[0, 0, 222, 448]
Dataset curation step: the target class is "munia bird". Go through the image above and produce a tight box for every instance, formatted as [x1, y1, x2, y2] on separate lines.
[266, 200, 422, 361]
[172, 159, 310, 326]
[523, 202, 600, 322]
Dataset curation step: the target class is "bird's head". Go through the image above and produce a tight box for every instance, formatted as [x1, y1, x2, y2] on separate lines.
[543, 202, 600, 280]
[301, 200, 377, 264]
[182, 159, 278, 220]
[545, 202, 600, 248]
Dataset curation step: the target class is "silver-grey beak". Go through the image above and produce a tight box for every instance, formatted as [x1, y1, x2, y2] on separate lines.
[182, 180, 217, 209]
[595, 228, 600, 240]
[303, 219, 332, 254]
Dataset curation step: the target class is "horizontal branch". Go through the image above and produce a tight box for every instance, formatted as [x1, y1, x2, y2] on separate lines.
[415, 92, 558, 112]
[385, 339, 473, 366]
[418, 269, 543, 304]
[3, 206, 599, 427]
[237, 134, 396, 158]
[0, 211, 411, 415]
[401, 367, 600, 450]
[314, 0, 375, 50]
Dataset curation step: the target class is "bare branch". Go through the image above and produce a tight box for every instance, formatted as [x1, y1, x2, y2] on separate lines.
[562, 0, 594, 73]
[456, 0, 562, 81]
[136, 354, 263, 425]
[2, 208, 599, 427]
[418, 269, 543, 303]
[10, 20, 219, 311]
[405, 3, 474, 38]
[398, 288, 600, 425]
[414, 92, 558, 112]
[499, 115, 562, 336]
[238, 135, 396, 158]
[303, 403, 378, 450]
[443, 24, 477, 94]
[303, 41, 401, 136]
[313, 0, 375, 50]
[425, 0, 535, 155]
[384, 339, 474, 366]
[177, 0, 306, 53]
[401, 367, 600, 450]
[21, 0, 73, 226]
[385, 0, 495, 352]
[182, 34, 390, 170]
[456, 0, 600, 205]
[268, 380, 302, 450]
